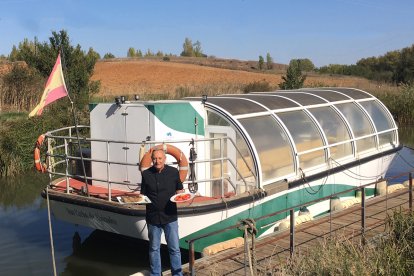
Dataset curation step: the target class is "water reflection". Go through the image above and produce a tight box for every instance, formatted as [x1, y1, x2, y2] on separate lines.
[0, 171, 47, 208]
[398, 126, 414, 148]
[386, 126, 414, 183]
[61, 231, 150, 276]
[61, 230, 190, 276]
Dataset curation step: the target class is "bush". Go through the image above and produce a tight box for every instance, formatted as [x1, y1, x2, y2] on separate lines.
[243, 81, 273, 93]
[0, 107, 88, 177]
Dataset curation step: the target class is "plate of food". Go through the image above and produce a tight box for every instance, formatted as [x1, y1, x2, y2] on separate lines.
[117, 195, 151, 204]
[170, 192, 195, 203]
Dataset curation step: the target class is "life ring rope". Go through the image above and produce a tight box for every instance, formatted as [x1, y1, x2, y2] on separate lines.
[139, 144, 189, 182]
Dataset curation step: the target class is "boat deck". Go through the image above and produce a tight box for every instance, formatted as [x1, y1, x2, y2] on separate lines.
[167, 187, 411, 275]
[50, 178, 234, 205]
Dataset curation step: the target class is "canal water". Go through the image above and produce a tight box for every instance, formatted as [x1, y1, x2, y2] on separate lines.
[1, 128, 414, 276]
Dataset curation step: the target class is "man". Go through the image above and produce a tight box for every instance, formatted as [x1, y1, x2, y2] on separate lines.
[140, 148, 184, 276]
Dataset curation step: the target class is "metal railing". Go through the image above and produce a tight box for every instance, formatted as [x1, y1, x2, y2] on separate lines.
[186, 171, 414, 275]
[43, 126, 257, 199]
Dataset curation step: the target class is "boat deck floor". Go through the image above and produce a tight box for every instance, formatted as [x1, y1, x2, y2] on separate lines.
[50, 178, 231, 204]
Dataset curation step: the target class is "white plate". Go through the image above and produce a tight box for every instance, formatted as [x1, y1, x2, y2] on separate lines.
[170, 192, 195, 203]
[117, 195, 151, 204]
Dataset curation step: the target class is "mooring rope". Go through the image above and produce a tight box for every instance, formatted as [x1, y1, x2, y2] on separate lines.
[46, 186, 57, 276]
[242, 219, 257, 276]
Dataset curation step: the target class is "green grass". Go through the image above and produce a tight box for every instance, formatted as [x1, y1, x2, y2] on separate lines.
[0, 111, 28, 122]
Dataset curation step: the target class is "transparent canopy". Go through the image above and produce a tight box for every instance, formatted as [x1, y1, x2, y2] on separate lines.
[192, 88, 398, 184]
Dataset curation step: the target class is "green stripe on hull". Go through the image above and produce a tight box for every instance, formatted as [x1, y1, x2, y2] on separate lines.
[146, 103, 204, 135]
[180, 184, 375, 252]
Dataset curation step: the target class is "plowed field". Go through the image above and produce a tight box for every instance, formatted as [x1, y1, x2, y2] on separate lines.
[91, 59, 374, 97]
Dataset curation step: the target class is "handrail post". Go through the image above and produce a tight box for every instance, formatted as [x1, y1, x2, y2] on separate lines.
[409, 172, 413, 212]
[290, 209, 295, 257]
[63, 138, 70, 193]
[361, 187, 366, 245]
[189, 240, 195, 276]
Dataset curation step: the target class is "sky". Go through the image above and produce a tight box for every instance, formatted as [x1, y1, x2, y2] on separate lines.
[0, 0, 413, 67]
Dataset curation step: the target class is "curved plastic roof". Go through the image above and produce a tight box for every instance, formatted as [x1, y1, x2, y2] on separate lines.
[189, 88, 399, 184]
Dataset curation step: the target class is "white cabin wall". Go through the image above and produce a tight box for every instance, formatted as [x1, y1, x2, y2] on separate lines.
[150, 102, 208, 195]
[90, 103, 150, 191]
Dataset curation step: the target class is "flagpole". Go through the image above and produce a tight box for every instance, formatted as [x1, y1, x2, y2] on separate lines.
[60, 49, 90, 197]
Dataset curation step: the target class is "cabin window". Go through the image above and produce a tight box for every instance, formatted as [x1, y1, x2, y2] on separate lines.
[207, 111, 230, 126]
[207, 98, 266, 115]
[309, 106, 353, 160]
[235, 132, 256, 181]
[239, 115, 294, 181]
[359, 101, 396, 147]
[335, 103, 376, 152]
[206, 111, 256, 190]
[277, 110, 325, 169]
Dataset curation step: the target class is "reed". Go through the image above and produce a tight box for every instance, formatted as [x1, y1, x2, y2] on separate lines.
[277, 210, 414, 275]
[375, 84, 414, 125]
[0, 106, 86, 177]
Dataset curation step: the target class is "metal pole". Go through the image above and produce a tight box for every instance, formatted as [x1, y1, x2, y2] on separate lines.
[361, 187, 366, 245]
[409, 172, 412, 212]
[329, 197, 332, 238]
[60, 49, 89, 197]
[189, 241, 195, 276]
[290, 209, 295, 257]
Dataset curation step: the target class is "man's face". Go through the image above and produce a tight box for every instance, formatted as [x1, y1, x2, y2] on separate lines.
[152, 150, 166, 171]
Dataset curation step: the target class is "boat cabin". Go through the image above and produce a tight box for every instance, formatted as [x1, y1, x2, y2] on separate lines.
[84, 87, 398, 198]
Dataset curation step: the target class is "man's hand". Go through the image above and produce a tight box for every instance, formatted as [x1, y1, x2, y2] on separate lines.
[176, 189, 185, 194]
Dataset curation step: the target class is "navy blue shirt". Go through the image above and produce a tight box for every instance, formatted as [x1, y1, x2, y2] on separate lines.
[140, 165, 183, 225]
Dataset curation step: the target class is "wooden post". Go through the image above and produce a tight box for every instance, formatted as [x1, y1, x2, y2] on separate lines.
[361, 187, 366, 245]
[329, 197, 332, 238]
[290, 209, 295, 257]
[189, 241, 195, 276]
[409, 172, 413, 212]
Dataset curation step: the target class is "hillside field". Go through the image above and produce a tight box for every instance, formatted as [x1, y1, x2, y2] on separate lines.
[91, 59, 383, 98]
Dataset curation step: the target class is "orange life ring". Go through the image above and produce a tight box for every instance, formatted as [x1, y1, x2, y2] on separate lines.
[34, 134, 47, 173]
[139, 144, 189, 182]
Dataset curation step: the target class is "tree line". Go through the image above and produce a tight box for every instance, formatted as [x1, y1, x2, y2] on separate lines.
[115, 37, 206, 59]
[318, 44, 414, 84]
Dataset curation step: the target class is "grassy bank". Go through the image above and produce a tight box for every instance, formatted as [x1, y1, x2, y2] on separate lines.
[0, 105, 87, 177]
[277, 210, 414, 275]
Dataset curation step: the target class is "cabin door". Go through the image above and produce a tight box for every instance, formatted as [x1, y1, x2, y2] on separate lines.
[205, 126, 237, 198]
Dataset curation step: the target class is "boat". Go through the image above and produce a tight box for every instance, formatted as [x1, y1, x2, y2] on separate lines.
[38, 87, 401, 252]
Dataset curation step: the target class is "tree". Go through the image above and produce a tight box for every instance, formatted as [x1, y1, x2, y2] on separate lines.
[193, 40, 203, 57]
[180, 38, 205, 57]
[181, 37, 193, 57]
[258, 55, 264, 70]
[266, 53, 273, 70]
[136, 49, 143, 57]
[145, 49, 154, 57]
[127, 47, 136, 57]
[290, 58, 315, 72]
[9, 30, 101, 111]
[103, 53, 115, 59]
[279, 61, 306, 89]
[1, 63, 43, 111]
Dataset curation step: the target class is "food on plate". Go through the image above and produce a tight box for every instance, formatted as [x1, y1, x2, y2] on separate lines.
[121, 195, 143, 203]
[174, 193, 191, 202]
